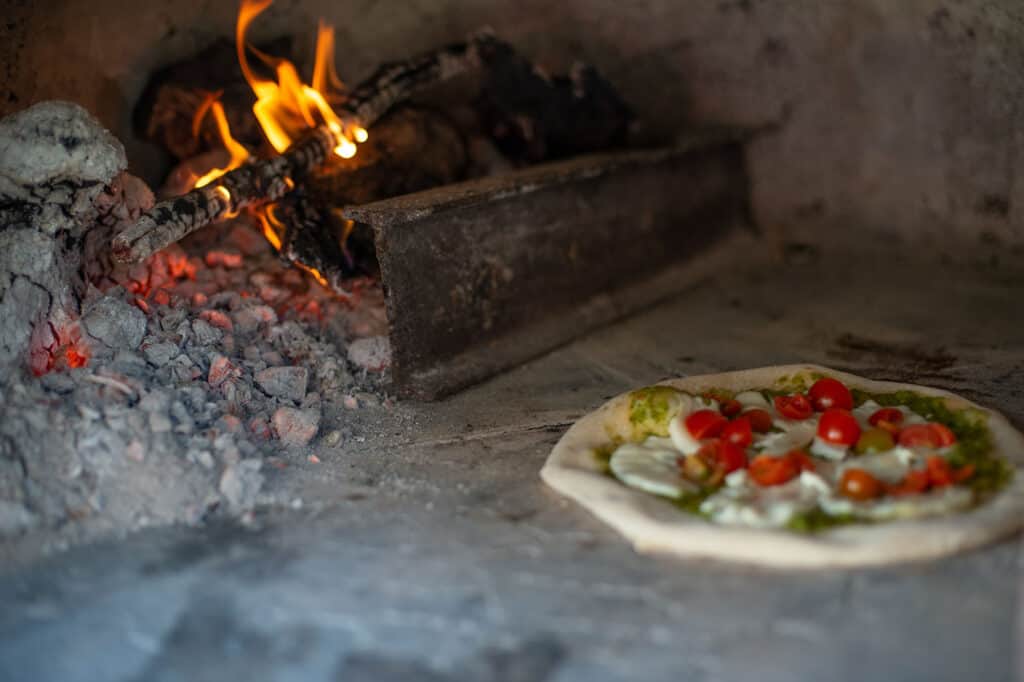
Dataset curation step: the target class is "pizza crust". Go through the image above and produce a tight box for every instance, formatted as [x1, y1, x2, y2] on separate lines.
[540, 364, 1024, 568]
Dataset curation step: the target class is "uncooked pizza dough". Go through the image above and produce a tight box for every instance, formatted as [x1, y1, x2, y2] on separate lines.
[540, 365, 1024, 568]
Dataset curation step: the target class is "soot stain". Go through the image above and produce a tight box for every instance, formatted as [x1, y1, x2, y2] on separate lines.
[827, 333, 957, 377]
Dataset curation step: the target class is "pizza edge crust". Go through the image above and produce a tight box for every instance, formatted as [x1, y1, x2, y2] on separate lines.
[540, 364, 1024, 568]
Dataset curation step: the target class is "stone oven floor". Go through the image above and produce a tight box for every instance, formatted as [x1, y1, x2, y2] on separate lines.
[1, 248, 1022, 682]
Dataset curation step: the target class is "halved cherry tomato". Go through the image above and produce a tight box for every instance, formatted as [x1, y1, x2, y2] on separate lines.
[719, 399, 742, 418]
[898, 424, 941, 448]
[926, 456, 954, 486]
[697, 440, 748, 474]
[685, 409, 728, 439]
[786, 449, 816, 472]
[685, 440, 748, 487]
[808, 377, 854, 411]
[868, 407, 905, 435]
[838, 469, 884, 501]
[749, 454, 799, 486]
[743, 408, 774, 433]
[929, 423, 957, 447]
[816, 408, 861, 446]
[721, 417, 753, 448]
[748, 450, 813, 486]
[886, 469, 930, 496]
[774, 394, 813, 420]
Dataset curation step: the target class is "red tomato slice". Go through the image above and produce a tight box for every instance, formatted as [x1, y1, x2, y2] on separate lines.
[719, 399, 742, 418]
[685, 409, 728, 439]
[816, 408, 861, 446]
[926, 456, 954, 486]
[869, 408, 905, 429]
[887, 469, 930, 496]
[808, 377, 854, 411]
[785, 449, 816, 472]
[748, 454, 800, 486]
[774, 394, 813, 420]
[714, 440, 748, 474]
[898, 424, 941, 448]
[721, 417, 753, 448]
[929, 423, 957, 447]
[743, 408, 774, 433]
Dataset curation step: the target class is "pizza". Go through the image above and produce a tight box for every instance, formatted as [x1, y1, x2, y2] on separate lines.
[540, 365, 1024, 568]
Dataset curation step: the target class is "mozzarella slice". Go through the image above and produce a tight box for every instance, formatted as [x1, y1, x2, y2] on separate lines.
[668, 413, 703, 455]
[820, 486, 972, 520]
[754, 420, 816, 455]
[735, 390, 770, 408]
[699, 470, 827, 528]
[837, 447, 916, 484]
[852, 400, 928, 429]
[609, 440, 697, 499]
[809, 436, 849, 461]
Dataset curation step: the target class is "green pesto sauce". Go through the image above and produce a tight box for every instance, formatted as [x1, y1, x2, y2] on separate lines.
[603, 376, 1013, 534]
[627, 386, 684, 438]
[851, 388, 1013, 498]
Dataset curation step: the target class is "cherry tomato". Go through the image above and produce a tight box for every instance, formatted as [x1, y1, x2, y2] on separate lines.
[697, 440, 748, 475]
[838, 469, 884, 501]
[808, 377, 854, 411]
[684, 409, 728, 439]
[816, 408, 861, 446]
[898, 424, 941, 448]
[721, 417, 753, 448]
[774, 394, 813, 420]
[749, 454, 800, 486]
[887, 469, 930, 496]
[786, 449, 816, 472]
[926, 456, 954, 486]
[868, 408, 905, 435]
[719, 399, 742, 418]
[929, 423, 957, 447]
[743, 408, 774, 433]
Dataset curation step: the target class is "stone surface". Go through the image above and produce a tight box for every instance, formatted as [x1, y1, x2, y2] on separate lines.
[0, 249, 1022, 681]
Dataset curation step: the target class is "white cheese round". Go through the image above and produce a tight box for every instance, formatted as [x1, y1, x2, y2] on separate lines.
[609, 439, 697, 499]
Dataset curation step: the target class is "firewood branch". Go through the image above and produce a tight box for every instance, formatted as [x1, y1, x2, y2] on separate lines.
[112, 35, 491, 264]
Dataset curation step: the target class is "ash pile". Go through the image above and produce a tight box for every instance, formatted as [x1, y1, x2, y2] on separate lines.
[0, 101, 391, 556]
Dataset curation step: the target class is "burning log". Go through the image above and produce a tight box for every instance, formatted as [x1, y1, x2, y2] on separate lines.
[269, 106, 468, 290]
[112, 35, 491, 264]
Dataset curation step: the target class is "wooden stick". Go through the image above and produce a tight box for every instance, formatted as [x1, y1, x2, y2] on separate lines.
[112, 36, 488, 264]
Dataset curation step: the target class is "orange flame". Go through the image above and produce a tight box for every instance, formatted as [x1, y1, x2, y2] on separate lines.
[237, 0, 366, 157]
[194, 100, 251, 188]
[190, 0, 368, 192]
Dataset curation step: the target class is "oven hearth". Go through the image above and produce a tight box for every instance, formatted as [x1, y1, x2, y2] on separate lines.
[2, 2, 1024, 680]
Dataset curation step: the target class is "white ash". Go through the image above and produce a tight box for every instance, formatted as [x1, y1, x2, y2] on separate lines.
[0, 101, 394, 555]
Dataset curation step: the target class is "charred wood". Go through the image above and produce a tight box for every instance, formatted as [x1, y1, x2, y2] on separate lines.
[272, 106, 467, 292]
[474, 40, 633, 163]
[113, 35, 488, 264]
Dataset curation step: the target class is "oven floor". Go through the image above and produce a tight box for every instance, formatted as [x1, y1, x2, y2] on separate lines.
[1, 248, 1021, 681]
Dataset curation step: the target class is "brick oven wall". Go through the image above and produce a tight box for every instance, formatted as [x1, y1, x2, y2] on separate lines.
[4, 0, 1024, 250]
